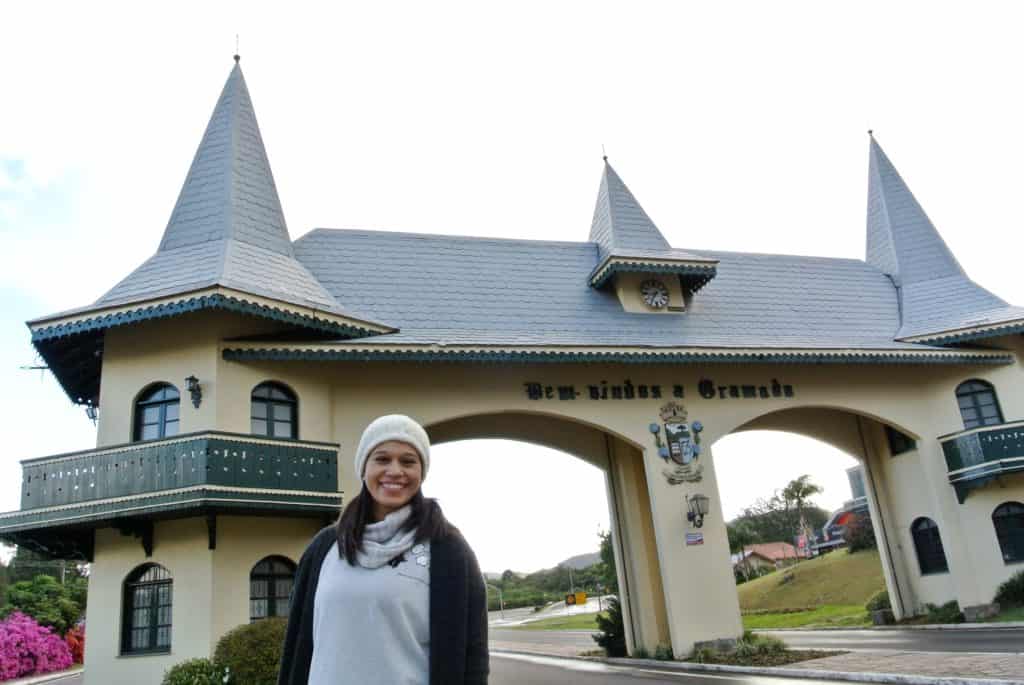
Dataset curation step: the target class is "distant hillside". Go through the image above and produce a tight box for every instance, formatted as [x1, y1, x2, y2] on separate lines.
[558, 552, 600, 570]
[485, 551, 600, 579]
[738, 548, 885, 611]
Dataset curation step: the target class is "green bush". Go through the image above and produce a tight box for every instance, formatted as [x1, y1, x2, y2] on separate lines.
[633, 646, 650, 659]
[865, 590, 891, 612]
[1, 574, 81, 634]
[845, 514, 877, 553]
[592, 596, 627, 658]
[735, 631, 786, 658]
[994, 569, 1024, 608]
[653, 643, 674, 660]
[923, 601, 963, 624]
[690, 646, 717, 663]
[213, 617, 287, 685]
[162, 658, 228, 685]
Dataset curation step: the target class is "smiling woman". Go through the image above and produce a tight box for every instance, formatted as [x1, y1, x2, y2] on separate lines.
[278, 415, 489, 685]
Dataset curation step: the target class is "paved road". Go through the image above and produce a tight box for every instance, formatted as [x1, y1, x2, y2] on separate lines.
[492, 626, 1024, 655]
[491, 652, 840, 684]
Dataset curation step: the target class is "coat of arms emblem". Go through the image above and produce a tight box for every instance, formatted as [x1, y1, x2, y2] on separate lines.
[649, 402, 704, 484]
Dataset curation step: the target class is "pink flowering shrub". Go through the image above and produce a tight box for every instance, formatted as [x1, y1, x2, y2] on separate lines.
[0, 611, 73, 681]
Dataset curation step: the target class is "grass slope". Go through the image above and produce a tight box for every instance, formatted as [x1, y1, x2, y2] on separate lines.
[738, 549, 885, 612]
[512, 613, 603, 631]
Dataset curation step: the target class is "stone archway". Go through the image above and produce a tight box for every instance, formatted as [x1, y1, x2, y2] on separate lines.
[426, 411, 671, 653]
[716, 405, 924, 619]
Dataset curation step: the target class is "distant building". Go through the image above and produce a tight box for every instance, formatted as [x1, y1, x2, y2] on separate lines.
[732, 542, 809, 575]
[816, 467, 871, 552]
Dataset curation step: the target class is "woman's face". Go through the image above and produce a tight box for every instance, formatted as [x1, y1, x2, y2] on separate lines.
[364, 440, 423, 519]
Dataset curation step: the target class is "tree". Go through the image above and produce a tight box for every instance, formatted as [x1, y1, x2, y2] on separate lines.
[592, 596, 627, 657]
[782, 475, 824, 544]
[597, 529, 618, 594]
[1, 574, 82, 635]
[727, 521, 758, 580]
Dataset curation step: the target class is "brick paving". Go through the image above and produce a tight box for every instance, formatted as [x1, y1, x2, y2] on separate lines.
[790, 650, 1024, 681]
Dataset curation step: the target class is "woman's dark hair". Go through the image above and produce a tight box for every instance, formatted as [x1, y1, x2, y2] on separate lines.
[335, 487, 451, 565]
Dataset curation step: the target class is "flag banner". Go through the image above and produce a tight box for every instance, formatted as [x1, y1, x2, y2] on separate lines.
[685, 532, 704, 546]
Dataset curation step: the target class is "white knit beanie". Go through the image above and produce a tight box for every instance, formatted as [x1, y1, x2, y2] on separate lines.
[354, 414, 431, 481]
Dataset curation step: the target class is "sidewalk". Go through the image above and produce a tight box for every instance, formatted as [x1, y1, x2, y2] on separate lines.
[490, 639, 1024, 682]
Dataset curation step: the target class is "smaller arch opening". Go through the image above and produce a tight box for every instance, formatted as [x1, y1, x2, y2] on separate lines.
[955, 379, 1004, 430]
[133, 383, 180, 442]
[911, 517, 949, 576]
[122, 563, 172, 654]
[993, 502, 1024, 564]
[251, 382, 298, 439]
[250, 555, 296, 621]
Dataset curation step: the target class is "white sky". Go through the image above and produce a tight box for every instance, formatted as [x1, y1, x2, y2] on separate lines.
[2, 1, 1023, 572]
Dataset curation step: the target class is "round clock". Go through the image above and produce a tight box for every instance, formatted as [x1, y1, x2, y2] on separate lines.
[640, 279, 669, 309]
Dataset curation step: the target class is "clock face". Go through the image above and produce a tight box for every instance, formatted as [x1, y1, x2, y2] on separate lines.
[640, 279, 669, 309]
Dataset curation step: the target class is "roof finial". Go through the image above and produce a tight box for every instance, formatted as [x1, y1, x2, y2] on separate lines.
[601, 144, 608, 163]
[867, 129, 874, 137]
[233, 34, 240, 63]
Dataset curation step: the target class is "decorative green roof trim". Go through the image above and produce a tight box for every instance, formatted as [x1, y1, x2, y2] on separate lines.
[589, 259, 717, 290]
[901, 320, 1024, 346]
[0, 486, 342, 535]
[30, 293, 378, 343]
[223, 347, 1013, 366]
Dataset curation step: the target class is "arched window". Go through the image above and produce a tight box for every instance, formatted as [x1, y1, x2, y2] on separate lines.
[993, 502, 1024, 564]
[956, 380, 1004, 430]
[133, 384, 180, 442]
[251, 382, 298, 439]
[250, 556, 296, 621]
[911, 517, 950, 575]
[122, 563, 172, 654]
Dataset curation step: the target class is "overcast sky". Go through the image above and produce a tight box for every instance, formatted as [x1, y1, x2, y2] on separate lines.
[2, 1, 1023, 572]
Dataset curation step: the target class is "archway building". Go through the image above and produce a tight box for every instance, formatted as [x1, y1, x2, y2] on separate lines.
[2, 59, 1023, 683]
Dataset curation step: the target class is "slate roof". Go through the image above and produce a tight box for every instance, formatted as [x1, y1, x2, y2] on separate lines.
[293, 228, 956, 351]
[866, 136, 1024, 342]
[588, 161, 717, 288]
[81, 60, 384, 327]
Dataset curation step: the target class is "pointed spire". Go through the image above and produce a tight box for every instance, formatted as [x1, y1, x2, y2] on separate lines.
[89, 60, 392, 334]
[589, 160, 671, 262]
[866, 135, 964, 287]
[158, 58, 294, 257]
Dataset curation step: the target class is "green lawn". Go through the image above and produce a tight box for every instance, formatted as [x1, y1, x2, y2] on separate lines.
[742, 604, 869, 629]
[512, 612, 604, 631]
[737, 549, 886, 612]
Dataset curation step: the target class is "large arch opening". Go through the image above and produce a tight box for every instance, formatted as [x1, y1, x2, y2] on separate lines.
[712, 406, 919, 623]
[422, 411, 670, 652]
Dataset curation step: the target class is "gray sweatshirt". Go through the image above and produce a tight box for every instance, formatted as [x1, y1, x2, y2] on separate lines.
[309, 541, 431, 684]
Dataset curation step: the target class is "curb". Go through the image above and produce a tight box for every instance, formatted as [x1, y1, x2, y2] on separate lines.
[757, 622, 1024, 632]
[491, 649, 1022, 685]
[7, 669, 83, 685]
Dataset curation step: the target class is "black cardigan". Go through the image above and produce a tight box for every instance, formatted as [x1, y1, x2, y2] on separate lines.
[277, 526, 489, 684]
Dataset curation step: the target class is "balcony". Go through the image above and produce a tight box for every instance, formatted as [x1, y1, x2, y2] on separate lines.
[0, 432, 342, 559]
[940, 420, 1024, 503]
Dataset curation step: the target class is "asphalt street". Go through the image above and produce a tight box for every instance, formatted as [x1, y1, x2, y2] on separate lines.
[491, 626, 1024, 655]
[491, 652, 839, 684]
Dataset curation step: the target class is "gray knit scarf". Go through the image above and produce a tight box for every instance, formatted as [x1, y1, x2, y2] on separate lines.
[355, 505, 418, 569]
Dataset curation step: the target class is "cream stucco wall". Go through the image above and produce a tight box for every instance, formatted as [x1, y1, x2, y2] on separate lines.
[83, 314, 1024, 681]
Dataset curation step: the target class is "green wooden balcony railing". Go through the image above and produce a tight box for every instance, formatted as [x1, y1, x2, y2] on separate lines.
[18, 431, 340, 510]
[940, 420, 1024, 503]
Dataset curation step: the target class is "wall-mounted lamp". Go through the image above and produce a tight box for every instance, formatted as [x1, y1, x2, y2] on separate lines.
[84, 404, 99, 424]
[185, 375, 202, 408]
[686, 493, 710, 528]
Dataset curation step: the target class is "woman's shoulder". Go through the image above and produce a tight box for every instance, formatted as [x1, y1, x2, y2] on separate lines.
[299, 525, 338, 564]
